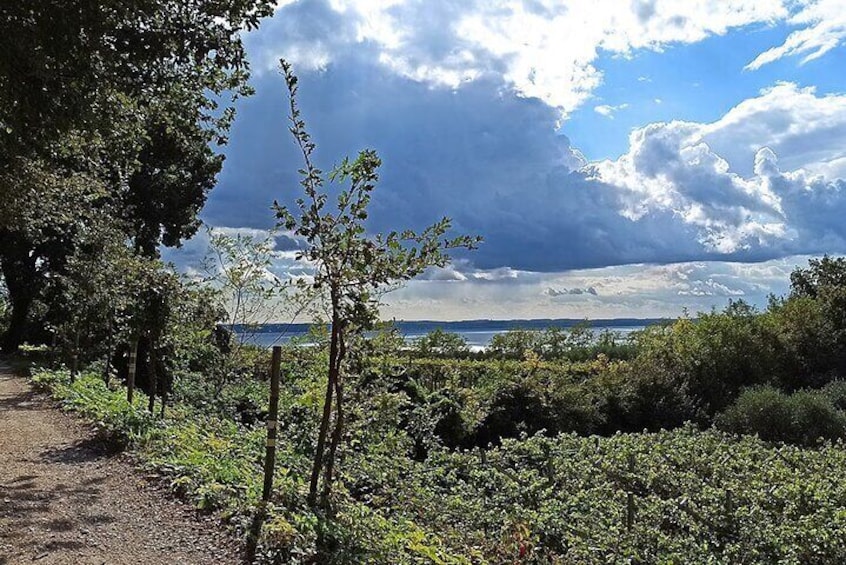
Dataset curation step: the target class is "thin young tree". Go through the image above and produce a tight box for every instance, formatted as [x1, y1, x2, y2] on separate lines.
[275, 60, 480, 509]
[200, 227, 286, 385]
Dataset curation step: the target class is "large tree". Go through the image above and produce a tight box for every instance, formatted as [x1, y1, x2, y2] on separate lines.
[0, 0, 275, 350]
[0, 1, 272, 161]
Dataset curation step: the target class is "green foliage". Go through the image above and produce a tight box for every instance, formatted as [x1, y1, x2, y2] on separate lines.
[488, 329, 540, 359]
[198, 227, 291, 392]
[412, 329, 470, 358]
[484, 324, 637, 362]
[0, 0, 276, 350]
[791, 256, 846, 299]
[361, 354, 627, 448]
[823, 380, 846, 411]
[0, 0, 274, 160]
[716, 386, 846, 446]
[32, 370, 156, 444]
[786, 255, 846, 378]
[629, 304, 782, 420]
[33, 338, 846, 565]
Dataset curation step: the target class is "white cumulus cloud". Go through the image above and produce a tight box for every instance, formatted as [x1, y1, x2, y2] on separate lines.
[589, 82, 846, 256]
[255, 0, 790, 116]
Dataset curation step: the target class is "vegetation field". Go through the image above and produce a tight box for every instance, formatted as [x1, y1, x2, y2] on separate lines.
[32, 366, 846, 564]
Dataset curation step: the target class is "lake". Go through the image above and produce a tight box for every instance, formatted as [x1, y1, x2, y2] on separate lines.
[235, 318, 667, 349]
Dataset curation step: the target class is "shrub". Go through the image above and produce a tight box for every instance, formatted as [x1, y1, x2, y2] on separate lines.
[631, 307, 782, 418]
[822, 380, 846, 411]
[715, 385, 846, 446]
[411, 329, 470, 358]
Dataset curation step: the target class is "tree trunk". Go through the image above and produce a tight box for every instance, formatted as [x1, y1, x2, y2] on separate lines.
[70, 330, 80, 382]
[321, 331, 346, 509]
[308, 308, 340, 507]
[262, 346, 283, 502]
[103, 346, 112, 385]
[103, 312, 113, 385]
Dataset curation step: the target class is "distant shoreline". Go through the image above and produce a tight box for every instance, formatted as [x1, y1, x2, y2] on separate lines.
[233, 317, 672, 334]
[233, 318, 672, 348]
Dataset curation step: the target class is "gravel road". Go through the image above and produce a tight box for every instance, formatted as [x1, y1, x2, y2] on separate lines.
[0, 360, 242, 564]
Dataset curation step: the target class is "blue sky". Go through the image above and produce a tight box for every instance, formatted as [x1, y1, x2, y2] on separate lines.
[169, 0, 846, 320]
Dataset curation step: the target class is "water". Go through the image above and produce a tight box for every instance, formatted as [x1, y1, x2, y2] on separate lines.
[235, 318, 665, 349]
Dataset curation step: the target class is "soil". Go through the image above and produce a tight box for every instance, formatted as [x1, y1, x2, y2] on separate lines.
[0, 359, 242, 565]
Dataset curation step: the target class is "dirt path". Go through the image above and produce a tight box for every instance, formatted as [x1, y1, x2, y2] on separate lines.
[0, 360, 242, 565]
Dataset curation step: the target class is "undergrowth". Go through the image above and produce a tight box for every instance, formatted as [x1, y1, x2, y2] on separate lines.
[29, 367, 846, 564]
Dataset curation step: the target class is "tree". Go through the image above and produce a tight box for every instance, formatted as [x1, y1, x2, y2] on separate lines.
[274, 60, 480, 509]
[784, 256, 846, 379]
[0, 0, 275, 350]
[123, 86, 227, 257]
[200, 227, 287, 391]
[790, 256, 846, 299]
[489, 329, 541, 359]
[202, 228, 284, 337]
[0, 161, 109, 350]
[49, 213, 135, 380]
[0, 1, 274, 161]
[413, 328, 470, 357]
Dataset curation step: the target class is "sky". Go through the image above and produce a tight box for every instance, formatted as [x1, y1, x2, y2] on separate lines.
[167, 0, 846, 321]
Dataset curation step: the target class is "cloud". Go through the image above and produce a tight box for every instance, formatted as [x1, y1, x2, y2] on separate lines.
[699, 82, 846, 177]
[746, 0, 846, 70]
[201, 3, 846, 279]
[376, 257, 801, 320]
[544, 286, 599, 296]
[165, 229, 808, 321]
[594, 103, 629, 118]
[210, 33, 846, 274]
[250, 0, 789, 116]
[419, 266, 468, 281]
[159, 1, 846, 321]
[589, 82, 846, 261]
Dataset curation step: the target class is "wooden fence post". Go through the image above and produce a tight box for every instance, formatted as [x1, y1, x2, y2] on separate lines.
[127, 338, 138, 404]
[147, 346, 158, 414]
[248, 346, 283, 562]
[262, 346, 282, 502]
[70, 330, 80, 383]
[103, 311, 113, 385]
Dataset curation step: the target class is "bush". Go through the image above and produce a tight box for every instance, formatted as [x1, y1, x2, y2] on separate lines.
[631, 307, 782, 418]
[822, 380, 846, 411]
[715, 385, 846, 446]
